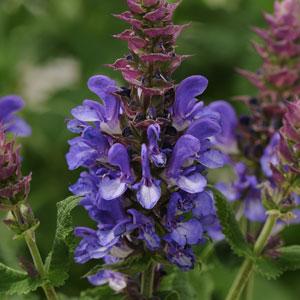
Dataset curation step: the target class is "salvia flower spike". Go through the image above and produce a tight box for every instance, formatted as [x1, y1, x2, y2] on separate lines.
[239, 0, 300, 103]
[236, 0, 300, 163]
[67, 0, 230, 295]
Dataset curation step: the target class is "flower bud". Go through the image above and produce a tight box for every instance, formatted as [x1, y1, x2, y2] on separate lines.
[0, 128, 31, 206]
[239, 0, 300, 103]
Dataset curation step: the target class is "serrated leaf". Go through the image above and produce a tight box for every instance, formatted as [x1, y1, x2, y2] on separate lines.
[46, 196, 80, 287]
[0, 262, 43, 295]
[157, 291, 180, 300]
[255, 257, 284, 279]
[80, 286, 124, 300]
[278, 245, 300, 268]
[255, 246, 300, 279]
[210, 186, 254, 258]
[159, 267, 213, 300]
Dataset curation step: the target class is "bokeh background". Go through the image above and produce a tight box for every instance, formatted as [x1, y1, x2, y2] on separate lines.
[0, 0, 299, 299]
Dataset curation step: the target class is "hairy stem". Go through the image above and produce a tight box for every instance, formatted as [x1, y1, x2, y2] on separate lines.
[13, 207, 58, 300]
[141, 261, 156, 299]
[225, 212, 278, 300]
[245, 273, 254, 300]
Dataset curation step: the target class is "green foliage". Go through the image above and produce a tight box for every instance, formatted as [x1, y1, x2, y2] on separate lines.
[159, 267, 214, 300]
[0, 262, 43, 296]
[46, 196, 80, 287]
[210, 186, 254, 258]
[255, 246, 300, 280]
[79, 286, 124, 300]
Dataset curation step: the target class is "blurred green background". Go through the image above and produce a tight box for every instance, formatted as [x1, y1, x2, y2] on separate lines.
[0, 0, 299, 299]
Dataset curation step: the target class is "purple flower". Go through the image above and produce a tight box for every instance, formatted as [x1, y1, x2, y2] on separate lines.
[74, 201, 130, 264]
[147, 124, 166, 167]
[74, 227, 108, 263]
[166, 192, 194, 229]
[186, 116, 226, 168]
[88, 270, 127, 292]
[66, 126, 110, 170]
[166, 134, 207, 193]
[192, 191, 224, 241]
[260, 132, 280, 177]
[99, 143, 134, 200]
[209, 100, 238, 151]
[134, 144, 161, 209]
[171, 75, 208, 130]
[216, 163, 266, 222]
[71, 75, 121, 134]
[167, 219, 203, 246]
[0, 95, 31, 136]
[68, 0, 230, 281]
[127, 209, 161, 251]
[165, 240, 195, 271]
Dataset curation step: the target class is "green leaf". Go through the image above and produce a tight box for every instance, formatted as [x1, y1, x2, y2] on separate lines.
[157, 291, 180, 300]
[255, 246, 300, 279]
[255, 257, 284, 280]
[0, 262, 43, 295]
[278, 245, 300, 269]
[210, 186, 254, 258]
[46, 196, 80, 287]
[159, 267, 213, 300]
[79, 286, 124, 300]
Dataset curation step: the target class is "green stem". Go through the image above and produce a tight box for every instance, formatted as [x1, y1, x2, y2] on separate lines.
[13, 207, 58, 300]
[225, 212, 278, 300]
[245, 273, 254, 300]
[24, 231, 58, 300]
[141, 261, 156, 299]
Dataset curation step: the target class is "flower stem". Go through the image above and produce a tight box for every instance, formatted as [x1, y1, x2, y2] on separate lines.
[245, 273, 254, 300]
[141, 261, 156, 299]
[13, 207, 58, 300]
[225, 212, 278, 300]
[24, 230, 58, 300]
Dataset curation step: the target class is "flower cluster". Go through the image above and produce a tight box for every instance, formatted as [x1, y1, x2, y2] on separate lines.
[239, 0, 300, 103]
[217, 0, 300, 229]
[0, 95, 31, 137]
[216, 163, 266, 222]
[0, 127, 31, 211]
[237, 0, 300, 163]
[262, 101, 300, 190]
[67, 0, 228, 291]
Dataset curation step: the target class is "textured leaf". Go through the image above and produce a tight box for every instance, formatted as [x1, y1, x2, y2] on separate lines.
[0, 262, 43, 295]
[157, 291, 180, 300]
[46, 196, 80, 287]
[80, 286, 124, 300]
[255, 246, 300, 279]
[210, 186, 254, 258]
[255, 257, 284, 280]
[159, 267, 213, 300]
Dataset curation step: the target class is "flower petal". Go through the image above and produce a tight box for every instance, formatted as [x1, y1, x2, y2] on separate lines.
[198, 149, 226, 169]
[167, 134, 200, 178]
[169, 219, 203, 246]
[100, 177, 127, 200]
[177, 173, 207, 194]
[137, 182, 161, 210]
[187, 117, 221, 141]
[0, 95, 24, 120]
[71, 100, 104, 122]
[173, 75, 208, 122]
[209, 100, 238, 147]
[108, 143, 132, 177]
